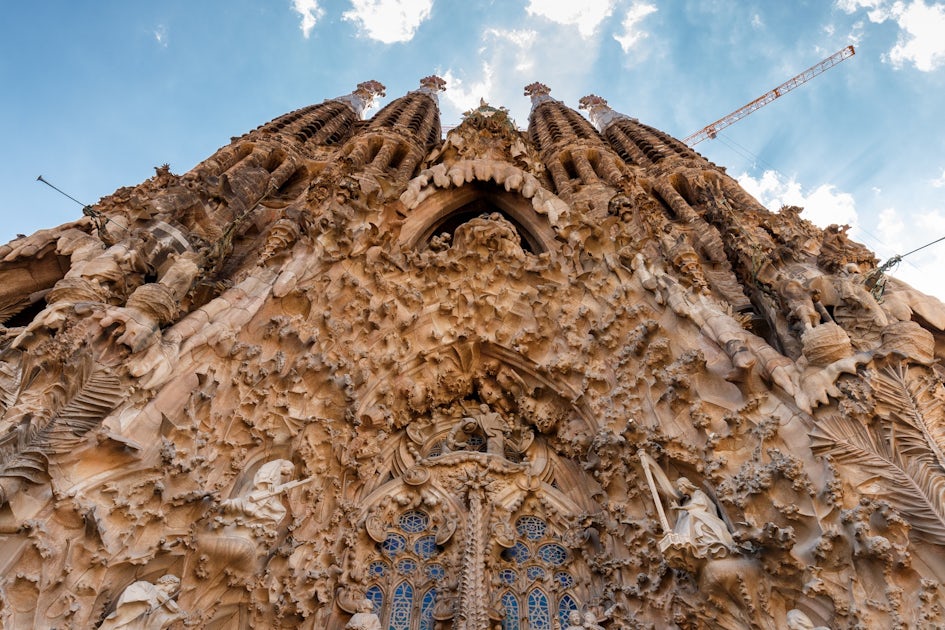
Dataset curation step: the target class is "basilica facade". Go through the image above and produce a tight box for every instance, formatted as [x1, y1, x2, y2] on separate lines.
[1, 77, 944, 629]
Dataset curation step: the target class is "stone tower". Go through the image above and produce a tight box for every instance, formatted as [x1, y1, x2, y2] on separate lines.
[1, 77, 944, 629]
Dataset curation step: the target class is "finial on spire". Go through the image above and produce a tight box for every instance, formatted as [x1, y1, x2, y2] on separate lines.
[578, 93, 634, 132]
[524, 82, 553, 109]
[334, 79, 387, 118]
[419, 75, 447, 93]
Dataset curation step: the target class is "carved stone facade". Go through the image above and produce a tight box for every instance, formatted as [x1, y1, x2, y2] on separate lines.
[1, 78, 944, 629]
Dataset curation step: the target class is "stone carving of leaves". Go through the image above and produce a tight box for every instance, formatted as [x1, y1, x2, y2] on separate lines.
[0, 361, 122, 486]
[812, 411, 945, 546]
[872, 363, 945, 471]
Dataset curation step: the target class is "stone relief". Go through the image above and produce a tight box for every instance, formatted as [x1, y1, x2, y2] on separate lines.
[0, 78, 944, 629]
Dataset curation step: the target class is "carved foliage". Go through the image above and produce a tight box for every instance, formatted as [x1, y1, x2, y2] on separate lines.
[812, 363, 945, 545]
[0, 360, 123, 491]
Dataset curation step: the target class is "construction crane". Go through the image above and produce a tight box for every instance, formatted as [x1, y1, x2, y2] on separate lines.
[683, 45, 856, 147]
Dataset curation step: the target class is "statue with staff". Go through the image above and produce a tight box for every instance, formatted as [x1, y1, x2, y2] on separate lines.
[638, 449, 735, 570]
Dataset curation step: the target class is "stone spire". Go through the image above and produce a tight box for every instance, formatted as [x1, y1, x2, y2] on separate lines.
[524, 81, 554, 109]
[332, 80, 387, 119]
[578, 94, 635, 133]
[415, 74, 447, 103]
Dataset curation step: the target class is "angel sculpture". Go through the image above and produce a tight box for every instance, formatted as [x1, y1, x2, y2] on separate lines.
[99, 574, 184, 630]
[638, 450, 736, 569]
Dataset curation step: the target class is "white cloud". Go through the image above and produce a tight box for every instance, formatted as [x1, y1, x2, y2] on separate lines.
[751, 13, 764, 29]
[872, 206, 945, 300]
[441, 65, 495, 114]
[343, 0, 434, 44]
[484, 28, 538, 72]
[887, 1, 945, 71]
[737, 169, 859, 228]
[154, 25, 168, 47]
[613, 2, 658, 53]
[836, 0, 945, 71]
[525, 0, 615, 38]
[292, 0, 324, 38]
[932, 168, 945, 188]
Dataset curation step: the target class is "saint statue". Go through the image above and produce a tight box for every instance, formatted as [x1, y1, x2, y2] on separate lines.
[345, 598, 382, 630]
[99, 574, 184, 630]
[638, 450, 735, 567]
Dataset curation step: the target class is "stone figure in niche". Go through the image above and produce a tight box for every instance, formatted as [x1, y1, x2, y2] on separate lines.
[566, 610, 607, 630]
[345, 598, 382, 630]
[786, 609, 829, 630]
[638, 450, 735, 569]
[218, 459, 300, 531]
[99, 574, 184, 630]
[445, 404, 511, 456]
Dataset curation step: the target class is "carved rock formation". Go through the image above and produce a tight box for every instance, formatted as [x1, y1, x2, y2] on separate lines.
[1, 81, 944, 629]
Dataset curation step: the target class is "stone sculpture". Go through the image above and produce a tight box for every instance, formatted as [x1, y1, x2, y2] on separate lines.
[344, 598, 382, 630]
[99, 575, 184, 630]
[0, 78, 944, 629]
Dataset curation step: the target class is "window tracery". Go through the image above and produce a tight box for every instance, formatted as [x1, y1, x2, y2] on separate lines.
[497, 515, 579, 629]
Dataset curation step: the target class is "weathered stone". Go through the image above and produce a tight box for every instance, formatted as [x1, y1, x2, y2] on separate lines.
[0, 79, 944, 630]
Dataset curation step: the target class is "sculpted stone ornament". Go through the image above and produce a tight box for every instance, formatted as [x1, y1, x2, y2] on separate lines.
[345, 599, 382, 630]
[99, 575, 184, 630]
[639, 450, 735, 571]
[4, 78, 945, 629]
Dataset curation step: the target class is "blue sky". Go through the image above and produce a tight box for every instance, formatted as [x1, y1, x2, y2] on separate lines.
[2, 1, 945, 297]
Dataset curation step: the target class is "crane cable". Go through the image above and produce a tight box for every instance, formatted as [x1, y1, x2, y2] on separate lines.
[866, 234, 945, 301]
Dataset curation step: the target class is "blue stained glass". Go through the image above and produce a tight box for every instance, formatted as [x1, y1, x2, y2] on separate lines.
[365, 585, 383, 615]
[399, 510, 429, 534]
[396, 558, 417, 575]
[557, 594, 578, 629]
[426, 563, 445, 580]
[537, 543, 567, 566]
[527, 589, 551, 629]
[501, 591, 520, 630]
[502, 541, 530, 564]
[555, 572, 574, 589]
[467, 434, 486, 451]
[389, 582, 413, 630]
[369, 561, 389, 577]
[381, 533, 406, 558]
[499, 568, 518, 585]
[526, 565, 546, 581]
[414, 535, 438, 559]
[419, 589, 437, 630]
[515, 515, 547, 540]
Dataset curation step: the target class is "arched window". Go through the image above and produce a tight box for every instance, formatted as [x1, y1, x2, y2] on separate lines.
[496, 515, 580, 629]
[364, 510, 445, 629]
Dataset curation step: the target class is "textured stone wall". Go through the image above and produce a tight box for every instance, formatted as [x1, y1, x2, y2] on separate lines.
[0, 79, 943, 629]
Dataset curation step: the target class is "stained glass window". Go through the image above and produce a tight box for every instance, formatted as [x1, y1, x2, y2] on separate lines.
[499, 568, 518, 585]
[516, 515, 547, 540]
[381, 533, 406, 558]
[557, 594, 578, 629]
[527, 589, 551, 630]
[502, 541, 531, 564]
[426, 563, 445, 581]
[537, 543, 567, 566]
[369, 510, 442, 629]
[501, 591, 520, 630]
[555, 572, 574, 589]
[389, 582, 413, 630]
[526, 565, 546, 581]
[365, 585, 384, 614]
[418, 589, 437, 630]
[399, 511, 429, 534]
[414, 535, 438, 559]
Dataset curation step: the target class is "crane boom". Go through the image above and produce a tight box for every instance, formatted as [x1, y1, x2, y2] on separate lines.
[683, 45, 855, 147]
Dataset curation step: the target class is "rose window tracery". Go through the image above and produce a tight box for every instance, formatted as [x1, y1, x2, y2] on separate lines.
[364, 509, 444, 630]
